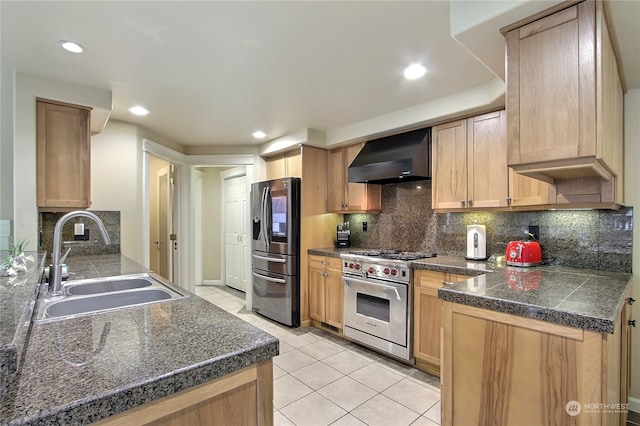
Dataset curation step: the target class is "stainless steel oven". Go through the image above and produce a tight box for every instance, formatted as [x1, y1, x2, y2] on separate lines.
[341, 250, 435, 363]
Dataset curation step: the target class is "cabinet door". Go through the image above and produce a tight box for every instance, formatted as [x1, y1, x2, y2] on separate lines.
[507, 3, 595, 167]
[509, 169, 554, 207]
[343, 143, 367, 212]
[468, 111, 509, 208]
[36, 100, 91, 209]
[414, 286, 443, 367]
[266, 155, 286, 180]
[327, 148, 346, 212]
[285, 150, 302, 178]
[325, 270, 344, 328]
[308, 266, 325, 322]
[433, 119, 468, 209]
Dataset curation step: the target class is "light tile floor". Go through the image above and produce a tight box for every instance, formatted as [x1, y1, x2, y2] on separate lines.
[195, 285, 442, 426]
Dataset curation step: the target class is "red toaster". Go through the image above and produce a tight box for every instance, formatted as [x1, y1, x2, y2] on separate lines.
[506, 241, 542, 267]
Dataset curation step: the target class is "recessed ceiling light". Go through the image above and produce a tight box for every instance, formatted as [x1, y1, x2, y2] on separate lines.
[403, 63, 427, 80]
[252, 130, 267, 139]
[59, 40, 85, 53]
[128, 106, 149, 116]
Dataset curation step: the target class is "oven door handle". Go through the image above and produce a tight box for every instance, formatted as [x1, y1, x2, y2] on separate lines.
[342, 276, 401, 301]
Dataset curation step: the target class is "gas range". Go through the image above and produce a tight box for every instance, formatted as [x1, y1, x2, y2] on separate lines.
[341, 250, 437, 283]
[340, 249, 435, 363]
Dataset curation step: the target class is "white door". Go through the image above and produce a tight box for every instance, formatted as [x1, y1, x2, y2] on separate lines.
[224, 174, 247, 291]
[157, 165, 174, 281]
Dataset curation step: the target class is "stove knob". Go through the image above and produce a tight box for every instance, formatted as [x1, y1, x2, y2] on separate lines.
[354, 263, 361, 270]
[348, 263, 355, 269]
[368, 267, 375, 274]
[383, 268, 390, 275]
[390, 268, 398, 276]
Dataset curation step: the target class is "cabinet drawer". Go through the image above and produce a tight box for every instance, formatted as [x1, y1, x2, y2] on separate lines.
[415, 270, 474, 289]
[325, 257, 342, 272]
[414, 270, 448, 289]
[308, 256, 326, 269]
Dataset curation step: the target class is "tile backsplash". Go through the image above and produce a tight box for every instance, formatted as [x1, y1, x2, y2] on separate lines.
[39, 211, 121, 260]
[346, 180, 632, 273]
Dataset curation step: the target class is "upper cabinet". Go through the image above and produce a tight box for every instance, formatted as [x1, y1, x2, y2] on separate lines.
[36, 99, 92, 211]
[265, 149, 302, 180]
[433, 110, 552, 210]
[505, 0, 624, 204]
[328, 143, 381, 213]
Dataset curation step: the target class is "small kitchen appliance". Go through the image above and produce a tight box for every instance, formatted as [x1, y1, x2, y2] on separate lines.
[336, 221, 350, 248]
[465, 224, 487, 260]
[505, 241, 542, 267]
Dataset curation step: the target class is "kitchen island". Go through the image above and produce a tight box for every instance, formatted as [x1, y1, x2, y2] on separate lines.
[411, 256, 633, 425]
[0, 254, 278, 425]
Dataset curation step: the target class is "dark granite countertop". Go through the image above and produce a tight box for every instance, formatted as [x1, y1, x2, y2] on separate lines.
[0, 254, 278, 425]
[412, 256, 631, 334]
[308, 249, 633, 335]
[308, 247, 355, 258]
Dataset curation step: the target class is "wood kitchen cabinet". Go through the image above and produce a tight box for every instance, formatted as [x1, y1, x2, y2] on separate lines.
[308, 255, 344, 330]
[441, 300, 631, 425]
[432, 110, 552, 210]
[505, 0, 624, 205]
[36, 99, 92, 211]
[265, 149, 301, 180]
[94, 360, 273, 426]
[413, 270, 470, 376]
[327, 143, 381, 213]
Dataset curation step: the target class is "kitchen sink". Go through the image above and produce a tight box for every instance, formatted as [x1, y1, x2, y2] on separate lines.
[34, 273, 187, 322]
[65, 275, 154, 295]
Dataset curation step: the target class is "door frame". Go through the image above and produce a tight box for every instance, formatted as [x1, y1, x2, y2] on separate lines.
[142, 138, 259, 295]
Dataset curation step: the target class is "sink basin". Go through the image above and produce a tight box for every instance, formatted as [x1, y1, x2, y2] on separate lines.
[45, 289, 174, 318]
[35, 273, 187, 322]
[65, 276, 153, 295]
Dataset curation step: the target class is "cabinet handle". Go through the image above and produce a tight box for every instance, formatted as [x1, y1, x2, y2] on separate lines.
[506, 197, 512, 205]
[629, 298, 636, 305]
[460, 200, 466, 207]
[467, 199, 473, 207]
[441, 281, 454, 286]
[629, 320, 637, 327]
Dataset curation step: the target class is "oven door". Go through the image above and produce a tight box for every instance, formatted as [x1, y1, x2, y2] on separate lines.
[342, 275, 408, 347]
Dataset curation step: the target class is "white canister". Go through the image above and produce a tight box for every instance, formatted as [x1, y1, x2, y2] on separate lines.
[466, 224, 487, 260]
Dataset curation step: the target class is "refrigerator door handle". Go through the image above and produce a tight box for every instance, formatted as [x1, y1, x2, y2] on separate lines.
[261, 186, 270, 250]
[252, 254, 286, 263]
[252, 271, 286, 284]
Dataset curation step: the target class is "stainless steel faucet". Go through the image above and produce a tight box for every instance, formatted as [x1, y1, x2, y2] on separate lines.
[48, 211, 111, 296]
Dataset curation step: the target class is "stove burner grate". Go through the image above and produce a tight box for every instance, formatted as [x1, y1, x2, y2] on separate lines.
[347, 250, 437, 261]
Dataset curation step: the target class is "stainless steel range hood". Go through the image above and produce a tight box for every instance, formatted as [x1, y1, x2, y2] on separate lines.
[348, 127, 431, 184]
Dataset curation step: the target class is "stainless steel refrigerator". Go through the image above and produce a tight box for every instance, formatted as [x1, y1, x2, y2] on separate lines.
[251, 177, 301, 326]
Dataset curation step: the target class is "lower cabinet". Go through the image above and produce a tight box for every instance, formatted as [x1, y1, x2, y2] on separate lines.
[441, 301, 630, 426]
[413, 270, 469, 376]
[93, 360, 273, 426]
[308, 255, 343, 330]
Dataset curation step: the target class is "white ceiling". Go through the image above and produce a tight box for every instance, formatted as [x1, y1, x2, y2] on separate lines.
[2, 1, 638, 147]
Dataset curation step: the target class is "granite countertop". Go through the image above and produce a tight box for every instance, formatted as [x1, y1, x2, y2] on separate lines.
[308, 249, 633, 335]
[0, 254, 278, 425]
[412, 256, 632, 334]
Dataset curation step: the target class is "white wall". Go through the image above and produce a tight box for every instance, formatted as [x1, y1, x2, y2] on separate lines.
[624, 88, 640, 409]
[90, 121, 144, 264]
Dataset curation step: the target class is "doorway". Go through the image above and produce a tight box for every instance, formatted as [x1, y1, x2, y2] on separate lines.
[223, 172, 248, 292]
[149, 156, 175, 281]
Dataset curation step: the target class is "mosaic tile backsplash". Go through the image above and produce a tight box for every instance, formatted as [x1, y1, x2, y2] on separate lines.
[40, 211, 121, 260]
[345, 180, 633, 273]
